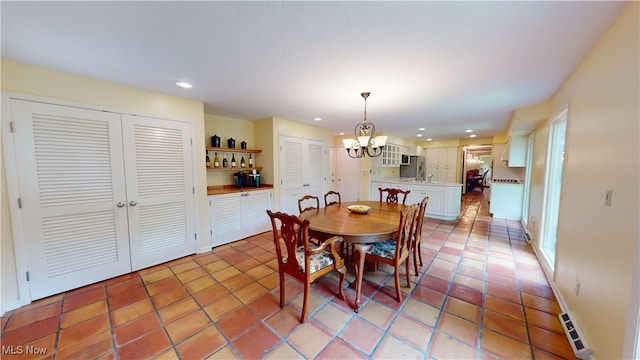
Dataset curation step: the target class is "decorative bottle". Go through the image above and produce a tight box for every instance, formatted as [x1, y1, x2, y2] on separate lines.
[240, 155, 246, 168]
[213, 152, 220, 168]
[206, 152, 211, 168]
[222, 153, 228, 168]
[231, 153, 237, 168]
[248, 153, 253, 168]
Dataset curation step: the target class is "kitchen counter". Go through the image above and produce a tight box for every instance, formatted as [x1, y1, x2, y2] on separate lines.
[388, 178, 463, 187]
[489, 181, 524, 220]
[207, 184, 274, 196]
[371, 180, 462, 220]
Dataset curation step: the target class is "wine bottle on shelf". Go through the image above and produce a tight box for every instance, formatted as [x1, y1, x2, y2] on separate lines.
[240, 155, 246, 168]
[231, 153, 237, 168]
[248, 153, 253, 168]
[222, 153, 228, 168]
[213, 152, 220, 168]
[206, 151, 211, 168]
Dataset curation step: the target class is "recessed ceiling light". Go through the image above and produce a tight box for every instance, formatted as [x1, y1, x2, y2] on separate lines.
[465, 129, 473, 133]
[470, 134, 477, 138]
[418, 127, 425, 131]
[426, 138, 432, 141]
[339, 132, 345, 135]
[176, 81, 192, 89]
[417, 134, 423, 137]
[313, 117, 322, 121]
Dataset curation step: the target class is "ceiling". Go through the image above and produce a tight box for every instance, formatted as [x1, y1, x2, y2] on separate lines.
[1, 1, 626, 141]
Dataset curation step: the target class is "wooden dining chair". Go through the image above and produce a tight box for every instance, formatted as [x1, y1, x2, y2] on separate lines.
[355, 204, 419, 303]
[379, 187, 410, 205]
[298, 195, 319, 214]
[266, 210, 346, 322]
[411, 196, 429, 276]
[324, 190, 341, 207]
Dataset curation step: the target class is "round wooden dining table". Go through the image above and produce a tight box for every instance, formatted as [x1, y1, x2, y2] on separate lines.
[298, 200, 405, 312]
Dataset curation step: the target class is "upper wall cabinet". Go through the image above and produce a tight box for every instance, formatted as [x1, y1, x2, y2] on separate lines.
[501, 136, 527, 167]
[371, 142, 403, 167]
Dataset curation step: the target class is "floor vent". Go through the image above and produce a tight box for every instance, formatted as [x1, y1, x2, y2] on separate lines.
[558, 312, 593, 359]
[524, 232, 532, 243]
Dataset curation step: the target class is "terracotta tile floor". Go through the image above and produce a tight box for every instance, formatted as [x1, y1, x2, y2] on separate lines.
[1, 193, 579, 359]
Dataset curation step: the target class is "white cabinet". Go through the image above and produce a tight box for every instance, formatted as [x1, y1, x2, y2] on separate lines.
[406, 183, 461, 220]
[500, 136, 527, 167]
[371, 180, 462, 220]
[426, 147, 458, 183]
[405, 146, 423, 156]
[372, 143, 402, 167]
[406, 185, 444, 216]
[279, 135, 326, 215]
[489, 183, 524, 220]
[209, 189, 273, 247]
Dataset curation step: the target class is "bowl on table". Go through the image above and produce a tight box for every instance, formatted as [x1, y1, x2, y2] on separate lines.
[347, 205, 370, 214]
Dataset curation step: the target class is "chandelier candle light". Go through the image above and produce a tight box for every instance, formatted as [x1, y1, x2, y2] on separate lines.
[342, 92, 387, 158]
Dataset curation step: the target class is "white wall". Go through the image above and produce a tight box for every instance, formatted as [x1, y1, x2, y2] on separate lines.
[526, 3, 639, 357]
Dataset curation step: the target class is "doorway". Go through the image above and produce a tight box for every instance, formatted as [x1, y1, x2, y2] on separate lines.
[335, 145, 360, 202]
[462, 145, 492, 194]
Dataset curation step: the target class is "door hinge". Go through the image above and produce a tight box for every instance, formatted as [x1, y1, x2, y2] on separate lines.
[26, 272, 29, 281]
[194, 233, 197, 240]
[18, 198, 22, 208]
[190, 138, 193, 146]
[193, 187, 195, 194]
[10, 121, 15, 133]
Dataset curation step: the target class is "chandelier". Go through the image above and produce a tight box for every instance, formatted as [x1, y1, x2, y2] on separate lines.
[342, 92, 387, 158]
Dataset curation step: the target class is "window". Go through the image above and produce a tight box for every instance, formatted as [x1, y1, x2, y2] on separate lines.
[540, 106, 567, 268]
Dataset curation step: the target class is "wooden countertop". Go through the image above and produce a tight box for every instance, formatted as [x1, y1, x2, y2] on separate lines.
[207, 184, 274, 195]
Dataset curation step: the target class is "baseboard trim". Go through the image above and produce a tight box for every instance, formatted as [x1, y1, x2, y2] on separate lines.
[0, 300, 22, 317]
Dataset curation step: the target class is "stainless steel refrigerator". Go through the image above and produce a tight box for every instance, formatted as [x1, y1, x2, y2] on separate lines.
[400, 156, 426, 181]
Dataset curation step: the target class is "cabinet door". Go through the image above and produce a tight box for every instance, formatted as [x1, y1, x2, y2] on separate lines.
[424, 191, 444, 215]
[210, 194, 242, 247]
[10, 100, 132, 300]
[446, 147, 458, 167]
[405, 187, 425, 206]
[122, 115, 196, 271]
[242, 190, 272, 236]
[445, 167, 457, 183]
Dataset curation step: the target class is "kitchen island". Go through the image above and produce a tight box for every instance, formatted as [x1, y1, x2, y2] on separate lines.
[371, 180, 462, 221]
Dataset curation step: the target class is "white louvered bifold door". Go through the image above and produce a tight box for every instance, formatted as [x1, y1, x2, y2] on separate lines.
[279, 135, 305, 215]
[121, 115, 195, 271]
[11, 100, 131, 300]
[305, 139, 326, 200]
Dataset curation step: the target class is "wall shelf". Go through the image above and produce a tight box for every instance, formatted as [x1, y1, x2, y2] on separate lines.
[206, 166, 263, 172]
[206, 147, 261, 154]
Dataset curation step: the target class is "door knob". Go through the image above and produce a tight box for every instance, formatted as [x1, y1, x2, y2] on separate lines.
[129, 201, 138, 206]
[116, 202, 125, 208]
